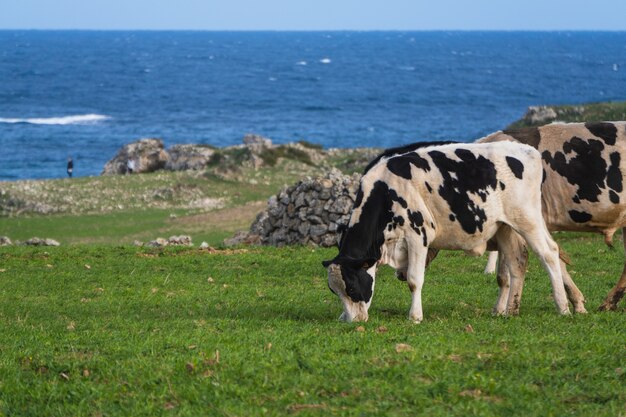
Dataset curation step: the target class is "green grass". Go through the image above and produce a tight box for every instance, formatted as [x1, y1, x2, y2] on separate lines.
[0, 234, 624, 416]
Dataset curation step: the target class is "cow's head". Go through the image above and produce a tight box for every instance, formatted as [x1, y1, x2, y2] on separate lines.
[321, 257, 377, 322]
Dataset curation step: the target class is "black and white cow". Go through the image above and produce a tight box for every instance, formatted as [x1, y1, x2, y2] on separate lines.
[322, 141, 571, 322]
[479, 122, 626, 311]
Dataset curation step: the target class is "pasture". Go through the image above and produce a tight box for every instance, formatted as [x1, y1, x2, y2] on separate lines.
[0, 233, 624, 416]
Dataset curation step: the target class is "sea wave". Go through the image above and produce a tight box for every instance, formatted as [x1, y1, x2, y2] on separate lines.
[0, 114, 111, 125]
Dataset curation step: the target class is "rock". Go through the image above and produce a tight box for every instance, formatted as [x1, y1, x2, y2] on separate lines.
[0, 236, 12, 246]
[199, 241, 210, 249]
[23, 237, 60, 246]
[165, 144, 215, 171]
[243, 134, 272, 147]
[327, 195, 353, 214]
[145, 237, 169, 247]
[101, 138, 169, 175]
[167, 235, 193, 246]
[133, 240, 144, 247]
[223, 231, 262, 246]
[524, 106, 558, 125]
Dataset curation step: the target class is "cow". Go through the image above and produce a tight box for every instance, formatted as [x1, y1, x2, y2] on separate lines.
[322, 141, 571, 323]
[479, 122, 626, 311]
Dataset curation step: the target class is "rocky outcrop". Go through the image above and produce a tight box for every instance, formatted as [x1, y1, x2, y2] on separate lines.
[505, 101, 626, 129]
[140, 235, 194, 248]
[101, 138, 169, 175]
[225, 168, 360, 247]
[0, 236, 60, 246]
[23, 237, 60, 246]
[524, 106, 559, 125]
[101, 134, 334, 176]
[165, 144, 216, 171]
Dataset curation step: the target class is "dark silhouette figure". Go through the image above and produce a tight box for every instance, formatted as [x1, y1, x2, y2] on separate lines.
[67, 157, 73, 178]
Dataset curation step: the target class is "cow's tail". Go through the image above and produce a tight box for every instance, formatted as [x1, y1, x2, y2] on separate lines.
[558, 245, 571, 265]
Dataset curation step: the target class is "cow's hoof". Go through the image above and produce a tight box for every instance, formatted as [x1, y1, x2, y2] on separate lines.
[574, 305, 588, 314]
[559, 308, 572, 316]
[338, 312, 349, 322]
[409, 315, 423, 324]
[598, 302, 617, 312]
[506, 308, 520, 316]
[492, 308, 507, 317]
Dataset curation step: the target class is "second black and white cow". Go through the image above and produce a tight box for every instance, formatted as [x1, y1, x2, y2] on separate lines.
[322, 141, 571, 322]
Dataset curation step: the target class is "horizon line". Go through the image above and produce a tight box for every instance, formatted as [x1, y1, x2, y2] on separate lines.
[1, 28, 626, 33]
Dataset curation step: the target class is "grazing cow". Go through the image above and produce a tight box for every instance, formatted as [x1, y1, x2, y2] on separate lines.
[479, 122, 626, 311]
[322, 141, 571, 322]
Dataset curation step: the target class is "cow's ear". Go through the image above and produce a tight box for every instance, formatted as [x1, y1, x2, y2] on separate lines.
[321, 260, 333, 268]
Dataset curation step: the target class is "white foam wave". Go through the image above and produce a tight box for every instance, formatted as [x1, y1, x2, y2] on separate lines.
[0, 114, 111, 125]
[319, 58, 331, 64]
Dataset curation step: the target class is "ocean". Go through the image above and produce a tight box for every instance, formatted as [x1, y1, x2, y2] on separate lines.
[1, 30, 625, 180]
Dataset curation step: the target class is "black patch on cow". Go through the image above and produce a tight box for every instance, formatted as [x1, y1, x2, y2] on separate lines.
[541, 137, 607, 203]
[503, 127, 541, 148]
[607, 152, 623, 194]
[393, 215, 405, 226]
[586, 122, 617, 146]
[407, 210, 423, 231]
[610, 190, 620, 204]
[408, 210, 428, 246]
[387, 224, 393, 232]
[542, 169, 547, 184]
[387, 153, 431, 180]
[429, 149, 498, 234]
[363, 141, 458, 174]
[388, 187, 408, 209]
[354, 188, 364, 208]
[449, 214, 455, 222]
[339, 264, 374, 302]
[505, 156, 524, 179]
[425, 182, 433, 193]
[333, 180, 408, 269]
[569, 210, 592, 223]
[499, 181, 506, 190]
[338, 181, 393, 262]
[573, 196, 580, 204]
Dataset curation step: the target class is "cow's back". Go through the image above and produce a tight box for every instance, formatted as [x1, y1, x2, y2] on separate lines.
[363, 142, 544, 251]
[478, 122, 626, 236]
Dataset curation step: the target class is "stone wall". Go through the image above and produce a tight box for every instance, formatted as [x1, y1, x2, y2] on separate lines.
[227, 168, 361, 247]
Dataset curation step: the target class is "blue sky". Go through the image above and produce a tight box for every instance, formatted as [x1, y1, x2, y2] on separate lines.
[2, 0, 625, 30]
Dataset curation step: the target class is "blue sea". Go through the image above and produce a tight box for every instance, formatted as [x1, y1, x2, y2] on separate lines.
[1, 31, 626, 180]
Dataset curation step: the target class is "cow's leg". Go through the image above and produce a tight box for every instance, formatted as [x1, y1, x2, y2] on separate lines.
[516, 223, 570, 315]
[406, 244, 428, 323]
[497, 235, 585, 314]
[599, 227, 626, 311]
[493, 226, 528, 316]
[484, 251, 498, 274]
[492, 255, 510, 315]
[560, 258, 587, 313]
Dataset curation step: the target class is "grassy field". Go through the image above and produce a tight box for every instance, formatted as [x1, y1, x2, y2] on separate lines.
[1, 145, 626, 415]
[0, 233, 625, 416]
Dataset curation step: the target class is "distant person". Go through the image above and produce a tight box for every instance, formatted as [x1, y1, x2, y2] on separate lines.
[127, 158, 136, 174]
[66, 157, 73, 178]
